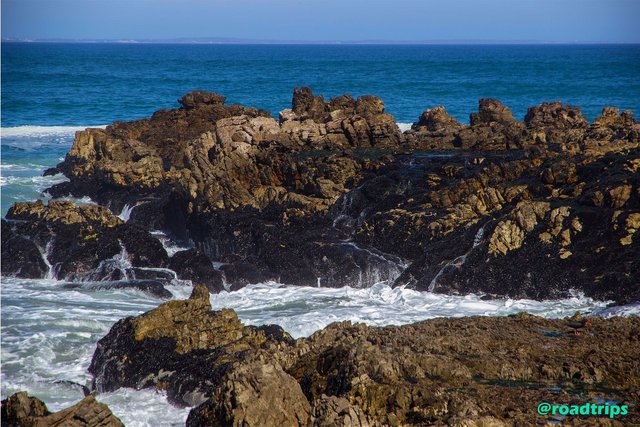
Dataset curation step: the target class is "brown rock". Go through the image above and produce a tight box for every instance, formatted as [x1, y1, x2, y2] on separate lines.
[187, 359, 311, 427]
[413, 106, 461, 131]
[470, 98, 515, 125]
[179, 90, 227, 109]
[524, 101, 588, 129]
[1, 392, 123, 427]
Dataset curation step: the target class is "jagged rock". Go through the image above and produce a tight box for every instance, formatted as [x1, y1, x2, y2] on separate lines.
[1, 391, 50, 426]
[1, 392, 123, 427]
[24, 90, 639, 302]
[89, 284, 292, 406]
[168, 249, 225, 293]
[88, 289, 639, 426]
[4, 200, 169, 281]
[186, 359, 311, 427]
[470, 98, 515, 125]
[525, 101, 589, 129]
[310, 395, 377, 427]
[413, 105, 461, 132]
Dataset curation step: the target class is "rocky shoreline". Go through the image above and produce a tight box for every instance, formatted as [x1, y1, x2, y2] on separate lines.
[1, 88, 639, 425]
[4, 285, 638, 426]
[2, 88, 639, 302]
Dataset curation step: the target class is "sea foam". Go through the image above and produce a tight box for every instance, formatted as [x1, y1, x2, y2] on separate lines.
[1, 125, 106, 138]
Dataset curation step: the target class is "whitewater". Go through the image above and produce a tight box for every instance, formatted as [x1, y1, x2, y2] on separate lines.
[2, 124, 639, 426]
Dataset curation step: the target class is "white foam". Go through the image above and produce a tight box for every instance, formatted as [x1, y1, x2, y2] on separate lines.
[1, 125, 106, 138]
[397, 122, 413, 132]
[1, 276, 636, 426]
[207, 282, 631, 339]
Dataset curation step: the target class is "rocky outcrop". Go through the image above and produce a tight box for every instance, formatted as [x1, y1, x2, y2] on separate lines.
[88, 284, 293, 406]
[90, 291, 640, 426]
[1, 199, 234, 297]
[1, 392, 123, 427]
[3, 200, 167, 281]
[13, 90, 635, 302]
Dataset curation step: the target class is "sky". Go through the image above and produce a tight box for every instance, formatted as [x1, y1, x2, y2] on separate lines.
[2, 0, 639, 43]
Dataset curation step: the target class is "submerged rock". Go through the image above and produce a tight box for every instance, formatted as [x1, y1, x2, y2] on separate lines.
[1, 391, 123, 427]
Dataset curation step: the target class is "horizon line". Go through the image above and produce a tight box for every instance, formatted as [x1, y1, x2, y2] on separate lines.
[3, 37, 639, 46]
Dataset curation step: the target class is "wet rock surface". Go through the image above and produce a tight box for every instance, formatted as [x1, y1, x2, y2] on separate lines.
[1, 391, 123, 427]
[2, 88, 638, 304]
[90, 291, 640, 426]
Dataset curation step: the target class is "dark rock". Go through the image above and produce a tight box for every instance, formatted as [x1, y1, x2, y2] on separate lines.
[169, 249, 224, 293]
[1, 220, 48, 279]
[32, 90, 640, 303]
[4, 200, 168, 281]
[178, 90, 226, 109]
[62, 279, 173, 299]
[219, 262, 269, 289]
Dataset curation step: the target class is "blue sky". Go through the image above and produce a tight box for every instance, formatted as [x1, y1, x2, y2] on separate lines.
[2, 0, 639, 42]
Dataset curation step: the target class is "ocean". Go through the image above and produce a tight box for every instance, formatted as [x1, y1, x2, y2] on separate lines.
[2, 43, 640, 426]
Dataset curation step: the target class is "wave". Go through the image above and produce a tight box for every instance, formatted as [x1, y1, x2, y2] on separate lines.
[1, 125, 107, 138]
[396, 122, 413, 132]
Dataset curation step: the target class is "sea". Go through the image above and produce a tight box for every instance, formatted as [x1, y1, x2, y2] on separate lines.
[2, 43, 640, 426]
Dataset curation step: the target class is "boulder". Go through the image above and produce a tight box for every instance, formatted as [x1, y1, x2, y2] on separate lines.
[470, 98, 515, 125]
[1, 392, 123, 427]
[89, 284, 292, 406]
[168, 249, 225, 293]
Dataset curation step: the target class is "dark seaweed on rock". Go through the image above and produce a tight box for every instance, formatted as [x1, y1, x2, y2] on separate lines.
[4, 89, 639, 304]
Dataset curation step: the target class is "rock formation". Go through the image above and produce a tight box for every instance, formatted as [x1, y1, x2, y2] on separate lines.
[90, 290, 640, 426]
[1, 391, 123, 427]
[2, 89, 638, 303]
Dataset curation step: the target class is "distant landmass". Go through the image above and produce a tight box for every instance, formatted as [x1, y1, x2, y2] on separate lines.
[0, 37, 627, 45]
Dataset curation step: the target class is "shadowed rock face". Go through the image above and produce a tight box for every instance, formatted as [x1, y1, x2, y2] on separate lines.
[1, 392, 123, 427]
[3, 89, 638, 302]
[89, 290, 640, 426]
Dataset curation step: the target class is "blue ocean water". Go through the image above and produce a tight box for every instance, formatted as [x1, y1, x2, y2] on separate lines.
[2, 43, 640, 426]
[3, 43, 640, 127]
[2, 43, 639, 216]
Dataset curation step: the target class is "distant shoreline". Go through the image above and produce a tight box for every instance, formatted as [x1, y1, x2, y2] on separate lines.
[3, 38, 639, 46]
